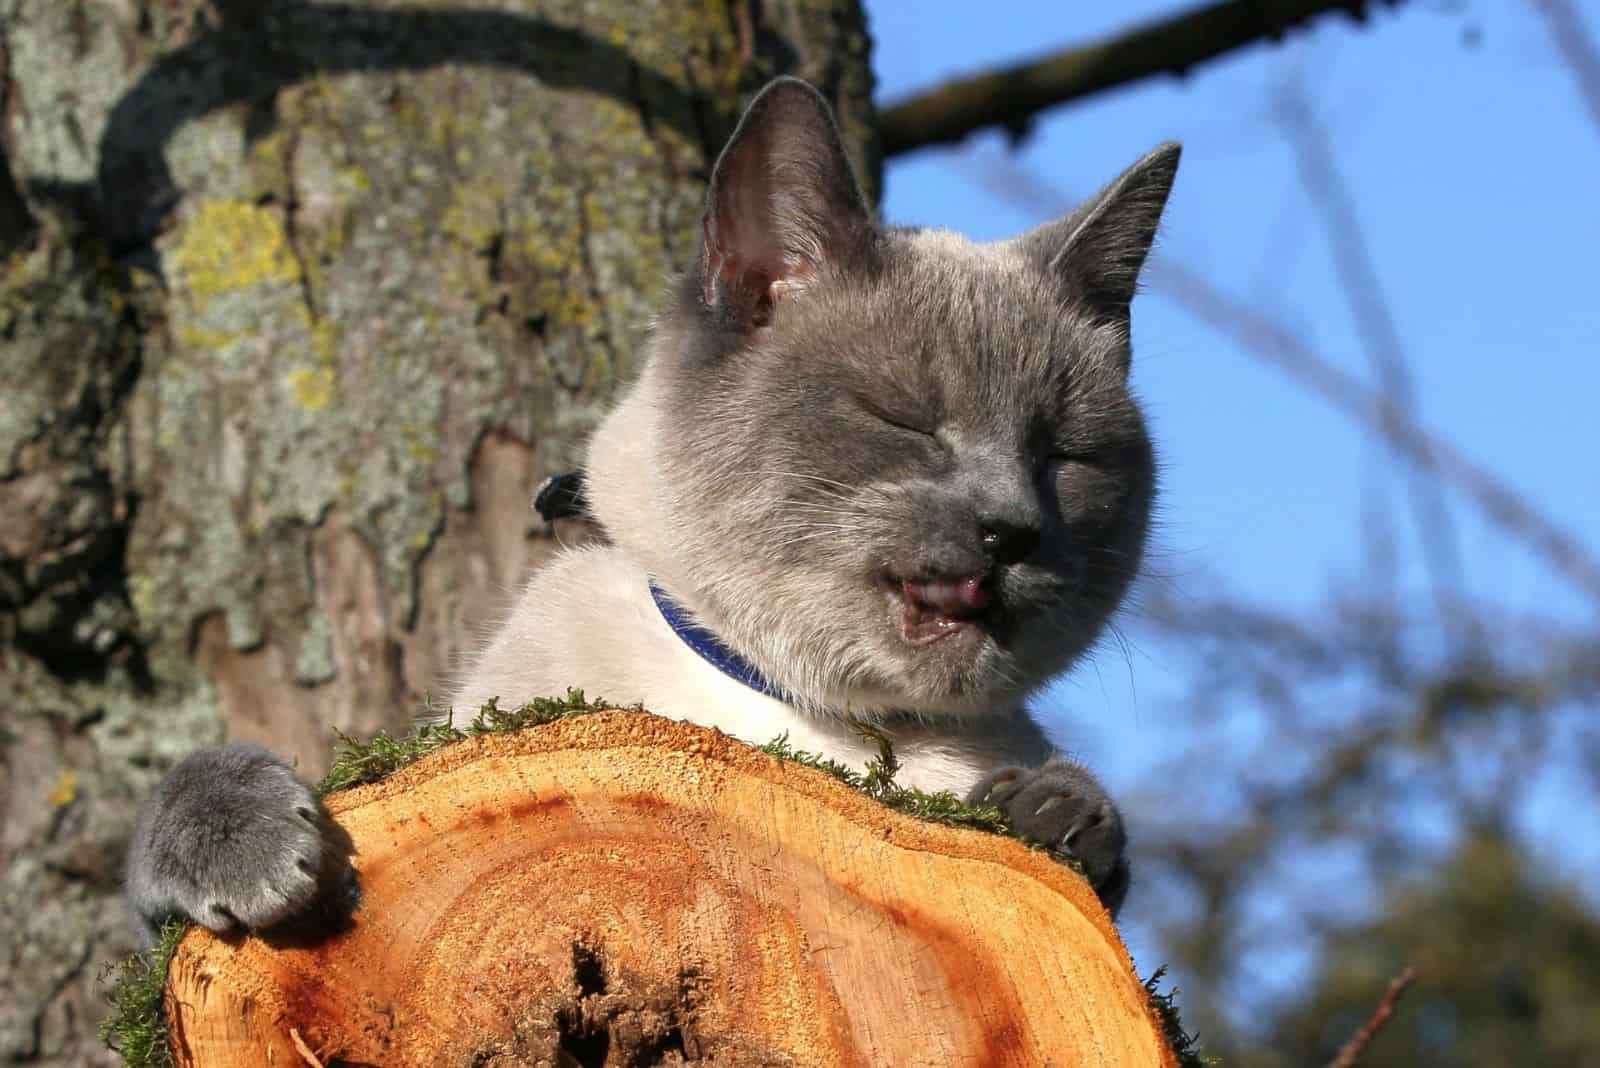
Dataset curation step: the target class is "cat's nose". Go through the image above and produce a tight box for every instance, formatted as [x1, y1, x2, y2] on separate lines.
[979, 517, 1040, 565]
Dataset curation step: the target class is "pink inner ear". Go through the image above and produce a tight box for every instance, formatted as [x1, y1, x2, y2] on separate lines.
[702, 211, 781, 329]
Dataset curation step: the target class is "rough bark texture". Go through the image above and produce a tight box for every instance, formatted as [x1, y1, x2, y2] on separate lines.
[0, 2, 876, 1063]
[164, 713, 1178, 1068]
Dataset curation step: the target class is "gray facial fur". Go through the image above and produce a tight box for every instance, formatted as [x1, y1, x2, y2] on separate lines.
[644, 78, 1178, 718]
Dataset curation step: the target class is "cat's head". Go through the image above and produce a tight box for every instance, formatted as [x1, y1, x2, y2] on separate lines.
[610, 78, 1177, 717]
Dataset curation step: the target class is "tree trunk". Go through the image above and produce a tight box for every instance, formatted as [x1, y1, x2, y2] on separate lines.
[164, 713, 1178, 1068]
[0, 3, 875, 1063]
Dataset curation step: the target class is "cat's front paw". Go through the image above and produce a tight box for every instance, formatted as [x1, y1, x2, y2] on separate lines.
[968, 758, 1130, 916]
[126, 742, 347, 945]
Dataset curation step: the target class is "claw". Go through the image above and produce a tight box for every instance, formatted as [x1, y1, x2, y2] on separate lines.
[1034, 795, 1067, 817]
[1059, 811, 1102, 851]
[977, 768, 1023, 804]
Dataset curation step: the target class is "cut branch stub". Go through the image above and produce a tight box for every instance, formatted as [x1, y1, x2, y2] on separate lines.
[163, 712, 1179, 1067]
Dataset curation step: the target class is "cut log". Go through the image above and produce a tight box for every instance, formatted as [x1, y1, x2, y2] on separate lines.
[162, 711, 1179, 1067]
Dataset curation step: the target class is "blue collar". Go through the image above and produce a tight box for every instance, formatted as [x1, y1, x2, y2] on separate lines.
[648, 582, 783, 700]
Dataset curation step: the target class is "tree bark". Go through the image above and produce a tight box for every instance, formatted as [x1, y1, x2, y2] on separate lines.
[0, 3, 874, 1063]
[164, 713, 1178, 1068]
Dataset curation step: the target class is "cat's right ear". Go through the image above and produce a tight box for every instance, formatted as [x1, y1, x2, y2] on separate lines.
[700, 77, 872, 331]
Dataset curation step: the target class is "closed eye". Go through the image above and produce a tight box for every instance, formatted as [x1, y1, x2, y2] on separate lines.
[1043, 451, 1100, 477]
[857, 398, 935, 439]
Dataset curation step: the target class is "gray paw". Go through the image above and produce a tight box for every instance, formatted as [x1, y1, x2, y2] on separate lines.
[968, 758, 1130, 915]
[126, 743, 332, 944]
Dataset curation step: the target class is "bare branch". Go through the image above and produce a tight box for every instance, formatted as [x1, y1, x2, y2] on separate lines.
[1324, 966, 1416, 1068]
[1530, 0, 1600, 139]
[878, 0, 1401, 157]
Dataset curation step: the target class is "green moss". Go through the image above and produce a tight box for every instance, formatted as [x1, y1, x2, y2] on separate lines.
[314, 689, 614, 797]
[757, 727, 1010, 835]
[98, 919, 184, 1068]
[1144, 966, 1214, 1068]
[315, 691, 1013, 837]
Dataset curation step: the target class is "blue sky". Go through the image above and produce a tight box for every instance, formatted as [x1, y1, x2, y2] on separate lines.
[865, 0, 1600, 1009]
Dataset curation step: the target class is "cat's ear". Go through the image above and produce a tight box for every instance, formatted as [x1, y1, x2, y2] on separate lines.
[701, 77, 872, 330]
[1026, 142, 1181, 321]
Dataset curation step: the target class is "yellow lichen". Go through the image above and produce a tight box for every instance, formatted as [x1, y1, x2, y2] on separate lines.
[170, 200, 300, 301]
[127, 572, 157, 624]
[309, 318, 341, 364]
[441, 180, 504, 251]
[287, 365, 337, 411]
[47, 771, 79, 810]
[244, 128, 291, 174]
[406, 438, 439, 465]
[176, 324, 237, 350]
[580, 191, 611, 232]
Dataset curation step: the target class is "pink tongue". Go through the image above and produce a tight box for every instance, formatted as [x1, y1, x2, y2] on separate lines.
[903, 576, 992, 617]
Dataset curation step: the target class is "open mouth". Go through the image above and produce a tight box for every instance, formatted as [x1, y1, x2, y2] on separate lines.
[890, 573, 995, 644]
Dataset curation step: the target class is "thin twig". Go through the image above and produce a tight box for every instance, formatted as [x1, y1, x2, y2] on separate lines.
[1325, 966, 1416, 1068]
[878, 0, 1401, 157]
[289, 1027, 326, 1068]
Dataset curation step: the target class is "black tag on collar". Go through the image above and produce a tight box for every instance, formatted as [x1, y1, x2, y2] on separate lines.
[533, 471, 589, 522]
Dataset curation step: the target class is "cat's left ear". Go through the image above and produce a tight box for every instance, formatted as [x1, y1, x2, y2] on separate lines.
[701, 77, 873, 330]
[1026, 142, 1181, 322]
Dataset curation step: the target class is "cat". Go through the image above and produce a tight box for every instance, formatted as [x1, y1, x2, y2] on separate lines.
[126, 77, 1179, 948]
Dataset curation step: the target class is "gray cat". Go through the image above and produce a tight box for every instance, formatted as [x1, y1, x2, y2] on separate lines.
[126, 78, 1179, 947]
